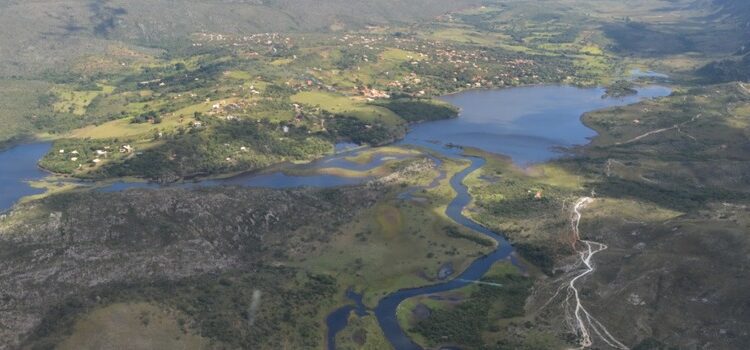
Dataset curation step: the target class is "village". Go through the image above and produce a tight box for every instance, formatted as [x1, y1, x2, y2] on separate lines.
[35, 5, 587, 181]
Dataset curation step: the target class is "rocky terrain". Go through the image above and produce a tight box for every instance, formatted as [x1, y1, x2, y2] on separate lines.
[517, 84, 750, 349]
[0, 185, 384, 348]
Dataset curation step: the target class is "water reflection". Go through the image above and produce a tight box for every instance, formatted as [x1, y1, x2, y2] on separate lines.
[0, 142, 51, 212]
[403, 85, 671, 165]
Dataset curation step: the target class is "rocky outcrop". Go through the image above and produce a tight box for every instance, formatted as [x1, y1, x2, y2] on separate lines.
[0, 186, 382, 348]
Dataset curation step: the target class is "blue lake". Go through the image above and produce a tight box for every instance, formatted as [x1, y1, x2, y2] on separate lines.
[0, 85, 671, 213]
[0, 142, 51, 213]
[403, 85, 671, 165]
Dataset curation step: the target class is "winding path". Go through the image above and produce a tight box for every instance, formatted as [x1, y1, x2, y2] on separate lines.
[558, 198, 628, 350]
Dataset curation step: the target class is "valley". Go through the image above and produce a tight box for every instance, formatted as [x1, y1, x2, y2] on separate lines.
[1, 1, 750, 350]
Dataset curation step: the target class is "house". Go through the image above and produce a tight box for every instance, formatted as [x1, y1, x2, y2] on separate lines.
[137, 79, 162, 87]
[192, 121, 203, 128]
[120, 145, 134, 153]
[70, 157, 78, 162]
[95, 150, 107, 156]
[92, 158, 102, 163]
[282, 126, 290, 133]
[359, 86, 390, 99]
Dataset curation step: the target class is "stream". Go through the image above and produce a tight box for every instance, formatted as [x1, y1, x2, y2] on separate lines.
[373, 155, 520, 350]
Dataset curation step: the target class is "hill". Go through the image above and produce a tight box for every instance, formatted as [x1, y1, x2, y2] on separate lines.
[0, 0, 479, 77]
[691, 0, 750, 83]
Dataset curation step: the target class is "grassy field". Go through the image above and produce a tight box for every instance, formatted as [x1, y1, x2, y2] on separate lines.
[291, 91, 404, 127]
[296, 155, 495, 307]
[58, 303, 210, 350]
[0, 80, 54, 146]
[579, 83, 750, 206]
[283, 149, 419, 178]
[425, 27, 514, 48]
[70, 113, 194, 139]
[51, 85, 114, 116]
[343, 146, 419, 164]
[334, 314, 391, 350]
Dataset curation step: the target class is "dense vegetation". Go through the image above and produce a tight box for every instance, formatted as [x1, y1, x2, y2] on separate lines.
[374, 99, 458, 123]
[96, 121, 331, 181]
[0, 80, 57, 146]
[412, 273, 532, 348]
[325, 116, 398, 146]
[697, 54, 750, 83]
[604, 80, 638, 97]
[24, 267, 337, 349]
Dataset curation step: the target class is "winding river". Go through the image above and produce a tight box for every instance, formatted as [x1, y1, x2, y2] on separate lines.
[329, 84, 671, 349]
[373, 155, 520, 350]
[0, 84, 671, 349]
